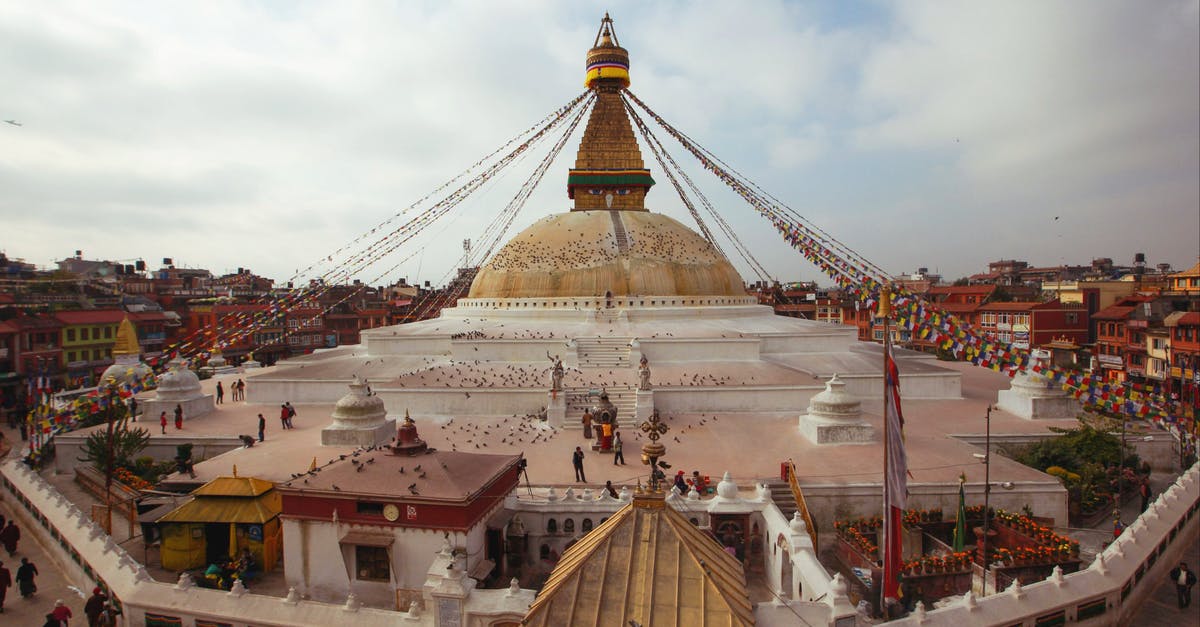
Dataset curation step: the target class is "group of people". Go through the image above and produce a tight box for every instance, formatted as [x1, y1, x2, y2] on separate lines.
[215, 379, 247, 404]
[204, 548, 257, 591]
[159, 404, 185, 434]
[1, 515, 32, 613]
[672, 470, 709, 495]
[279, 402, 297, 429]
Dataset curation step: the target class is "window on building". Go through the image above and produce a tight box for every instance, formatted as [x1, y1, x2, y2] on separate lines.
[354, 545, 390, 582]
[66, 329, 76, 342]
[104, 326, 113, 339]
[563, 519, 575, 534]
[546, 519, 557, 534]
[81, 328, 89, 341]
[873, 330, 884, 341]
[582, 518, 593, 533]
[1066, 313, 1078, 324]
[67, 351, 76, 362]
[356, 502, 383, 515]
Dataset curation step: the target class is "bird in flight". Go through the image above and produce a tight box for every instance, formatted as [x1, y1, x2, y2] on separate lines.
[4, 120, 21, 126]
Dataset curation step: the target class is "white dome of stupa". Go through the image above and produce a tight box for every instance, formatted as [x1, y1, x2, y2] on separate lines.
[328, 377, 387, 430]
[155, 358, 202, 401]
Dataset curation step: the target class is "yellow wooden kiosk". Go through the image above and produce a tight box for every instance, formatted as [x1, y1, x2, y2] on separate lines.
[158, 474, 282, 574]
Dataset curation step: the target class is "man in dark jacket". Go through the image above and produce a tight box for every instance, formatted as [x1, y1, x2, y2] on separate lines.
[84, 586, 108, 626]
[15, 557, 37, 598]
[1169, 562, 1197, 609]
[0, 559, 11, 613]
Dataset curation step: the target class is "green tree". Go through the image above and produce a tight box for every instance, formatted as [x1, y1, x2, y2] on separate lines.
[78, 426, 151, 473]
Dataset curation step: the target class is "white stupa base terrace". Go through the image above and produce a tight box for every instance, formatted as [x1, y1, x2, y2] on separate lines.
[798, 413, 875, 444]
[995, 371, 1082, 420]
[321, 417, 396, 447]
[141, 394, 215, 424]
[246, 301, 961, 418]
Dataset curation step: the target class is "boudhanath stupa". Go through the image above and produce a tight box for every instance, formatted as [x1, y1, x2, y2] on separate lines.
[234, 15, 1083, 535]
[245, 23, 963, 431]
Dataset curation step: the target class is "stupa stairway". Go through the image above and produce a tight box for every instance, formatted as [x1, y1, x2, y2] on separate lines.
[765, 480, 799, 520]
[575, 336, 633, 368]
[560, 386, 637, 430]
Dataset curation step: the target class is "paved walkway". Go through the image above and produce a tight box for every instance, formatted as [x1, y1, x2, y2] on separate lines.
[1128, 533, 1200, 627]
[1, 429, 90, 625]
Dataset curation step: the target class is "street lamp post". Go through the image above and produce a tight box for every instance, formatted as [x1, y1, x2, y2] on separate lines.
[980, 405, 993, 596]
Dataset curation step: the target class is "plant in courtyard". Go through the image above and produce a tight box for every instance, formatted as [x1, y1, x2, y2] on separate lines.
[78, 425, 151, 476]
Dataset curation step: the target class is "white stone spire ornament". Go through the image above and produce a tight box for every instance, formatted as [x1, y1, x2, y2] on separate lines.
[798, 374, 873, 444]
[322, 376, 395, 446]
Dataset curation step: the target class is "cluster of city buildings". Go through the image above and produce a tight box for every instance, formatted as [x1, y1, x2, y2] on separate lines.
[760, 257, 1200, 413]
[0, 251, 477, 409]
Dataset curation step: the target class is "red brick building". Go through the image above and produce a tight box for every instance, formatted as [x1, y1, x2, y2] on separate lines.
[976, 299, 1088, 351]
[1166, 311, 1200, 417]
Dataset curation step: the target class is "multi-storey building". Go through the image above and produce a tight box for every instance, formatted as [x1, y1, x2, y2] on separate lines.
[975, 299, 1088, 351]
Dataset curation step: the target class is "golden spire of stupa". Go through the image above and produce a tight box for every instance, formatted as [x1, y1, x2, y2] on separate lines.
[568, 13, 655, 211]
[111, 316, 141, 357]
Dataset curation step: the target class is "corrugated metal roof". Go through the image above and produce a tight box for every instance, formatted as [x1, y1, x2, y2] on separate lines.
[159, 490, 281, 524]
[194, 476, 275, 497]
[523, 493, 753, 627]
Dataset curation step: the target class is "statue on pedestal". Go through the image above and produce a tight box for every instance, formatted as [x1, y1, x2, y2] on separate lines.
[638, 354, 652, 391]
[549, 355, 565, 392]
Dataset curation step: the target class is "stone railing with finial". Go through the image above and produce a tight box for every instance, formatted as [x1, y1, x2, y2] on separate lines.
[884, 462, 1199, 626]
[0, 458, 526, 627]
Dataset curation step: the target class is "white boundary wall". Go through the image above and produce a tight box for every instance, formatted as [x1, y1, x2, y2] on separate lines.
[888, 463, 1200, 626]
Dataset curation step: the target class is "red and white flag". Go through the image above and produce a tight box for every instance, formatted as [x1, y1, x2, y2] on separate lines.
[882, 332, 908, 603]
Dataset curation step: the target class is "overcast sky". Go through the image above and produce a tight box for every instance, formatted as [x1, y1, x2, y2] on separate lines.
[2, 1, 1197, 287]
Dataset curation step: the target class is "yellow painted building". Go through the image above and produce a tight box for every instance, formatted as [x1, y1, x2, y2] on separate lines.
[159, 476, 282, 574]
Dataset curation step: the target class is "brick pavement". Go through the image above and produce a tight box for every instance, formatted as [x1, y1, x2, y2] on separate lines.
[1, 425, 90, 625]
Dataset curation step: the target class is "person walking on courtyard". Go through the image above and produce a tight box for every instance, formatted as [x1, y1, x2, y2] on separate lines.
[15, 557, 37, 598]
[284, 402, 296, 428]
[96, 603, 119, 627]
[216, 381, 224, 405]
[42, 612, 59, 627]
[84, 587, 107, 627]
[582, 410, 593, 439]
[0, 559, 11, 613]
[1169, 562, 1197, 609]
[173, 404, 183, 430]
[1139, 481, 1151, 513]
[51, 598, 72, 625]
[572, 447, 586, 483]
[257, 414, 266, 442]
[159, 411, 167, 434]
[279, 405, 290, 430]
[235, 379, 245, 402]
[128, 397, 137, 422]
[612, 431, 624, 465]
[0, 520, 18, 556]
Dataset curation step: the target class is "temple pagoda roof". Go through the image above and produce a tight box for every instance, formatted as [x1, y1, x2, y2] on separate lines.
[522, 492, 753, 627]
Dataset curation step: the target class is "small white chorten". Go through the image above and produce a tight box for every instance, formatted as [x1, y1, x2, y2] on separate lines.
[143, 357, 216, 421]
[321, 377, 396, 446]
[798, 374, 874, 444]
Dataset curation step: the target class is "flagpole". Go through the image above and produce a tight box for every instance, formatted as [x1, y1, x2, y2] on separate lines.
[879, 287, 894, 616]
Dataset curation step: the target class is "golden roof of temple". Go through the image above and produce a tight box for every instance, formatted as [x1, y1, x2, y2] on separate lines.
[522, 492, 754, 627]
[111, 316, 141, 357]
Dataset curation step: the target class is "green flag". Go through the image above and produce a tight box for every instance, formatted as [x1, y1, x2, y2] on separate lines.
[952, 474, 967, 551]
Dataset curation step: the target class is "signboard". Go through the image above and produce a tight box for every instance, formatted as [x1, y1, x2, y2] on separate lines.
[406, 505, 418, 521]
[1012, 324, 1030, 350]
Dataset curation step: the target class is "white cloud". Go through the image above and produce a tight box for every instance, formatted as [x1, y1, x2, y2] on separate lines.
[0, 1, 1196, 285]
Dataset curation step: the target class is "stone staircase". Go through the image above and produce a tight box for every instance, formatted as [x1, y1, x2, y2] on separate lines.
[561, 385, 637, 430]
[609, 210, 630, 254]
[765, 479, 799, 520]
[575, 336, 633, 368]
